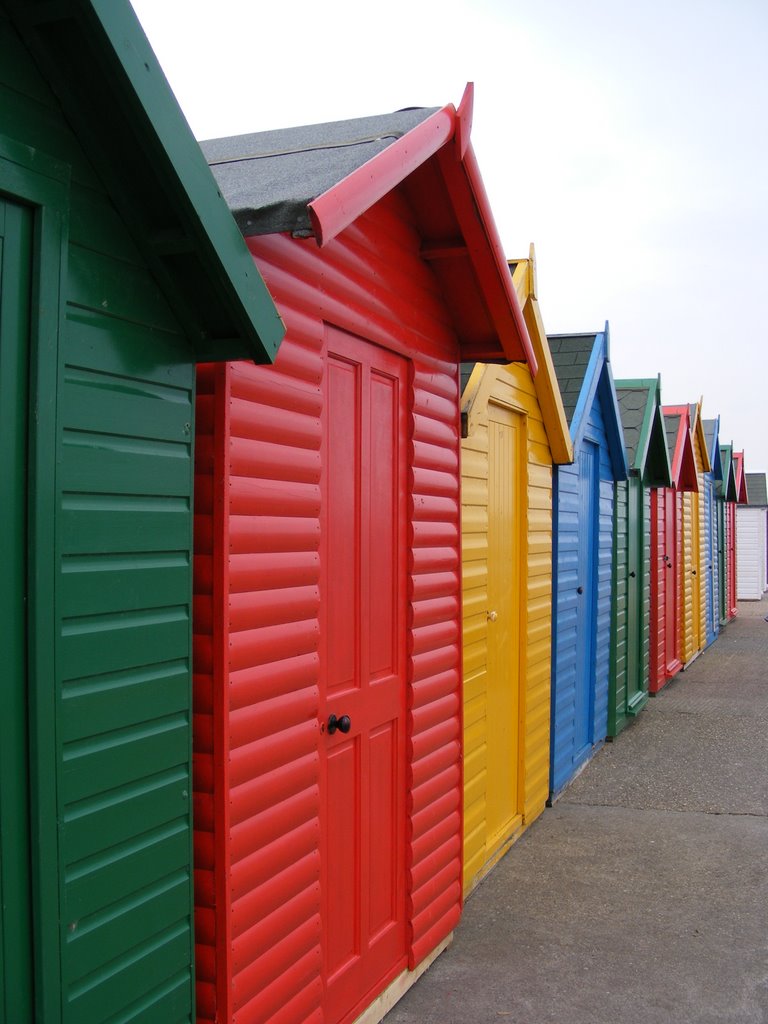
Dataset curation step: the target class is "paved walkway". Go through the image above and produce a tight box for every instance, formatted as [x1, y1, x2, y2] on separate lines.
[385, 599, 768, 1024]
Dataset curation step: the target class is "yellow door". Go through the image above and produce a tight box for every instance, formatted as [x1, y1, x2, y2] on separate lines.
[486, 405, 523, 851]
[691, 489, 702, 652]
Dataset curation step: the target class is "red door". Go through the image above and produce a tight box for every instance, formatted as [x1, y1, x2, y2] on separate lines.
[321, 327, 408, 1024]
[664, 488, 681, 678]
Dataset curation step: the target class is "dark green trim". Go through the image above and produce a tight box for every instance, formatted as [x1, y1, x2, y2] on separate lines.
[0, 135, 69, 1022]
[6, 0, 285, 363]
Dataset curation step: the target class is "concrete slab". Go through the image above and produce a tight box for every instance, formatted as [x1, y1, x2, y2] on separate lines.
[383, 599, 768, 1024]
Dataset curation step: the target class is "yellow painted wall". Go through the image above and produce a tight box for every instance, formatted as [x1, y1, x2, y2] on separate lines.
[461, 362, 554, 894]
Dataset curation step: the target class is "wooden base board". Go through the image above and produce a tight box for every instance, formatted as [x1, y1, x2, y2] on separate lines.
[351, 935, 453, 1024]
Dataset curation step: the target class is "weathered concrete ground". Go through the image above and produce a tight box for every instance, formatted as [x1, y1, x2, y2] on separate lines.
[384, 599, 768, 1024]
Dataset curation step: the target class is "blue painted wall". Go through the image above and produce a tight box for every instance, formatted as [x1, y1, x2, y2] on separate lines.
[551, 391, 615, 797]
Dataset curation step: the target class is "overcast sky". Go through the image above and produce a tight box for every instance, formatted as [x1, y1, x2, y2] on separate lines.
[130, 0, 767, 476]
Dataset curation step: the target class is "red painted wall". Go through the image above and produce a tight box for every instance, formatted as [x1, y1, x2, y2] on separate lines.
[193, 187, 463, 1024]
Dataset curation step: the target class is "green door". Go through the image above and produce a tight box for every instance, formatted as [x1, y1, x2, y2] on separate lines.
[0, 196, 34, 1021]
[625, 476, 643, 711]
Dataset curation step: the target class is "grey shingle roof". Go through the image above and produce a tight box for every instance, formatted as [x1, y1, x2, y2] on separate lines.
[746, 472, 768, 506]
[201, 107, 439, 237]
[616, 386, 649, 467]
[547, 334, 597, 427]
[664, 413, 681, 455]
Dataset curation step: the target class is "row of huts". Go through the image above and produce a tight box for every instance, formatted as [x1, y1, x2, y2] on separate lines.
[1, 4, 763, 1023]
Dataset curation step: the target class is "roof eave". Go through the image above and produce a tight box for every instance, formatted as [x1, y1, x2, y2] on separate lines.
[308, 85, 536, 371]
[9, 0, 284, 363]
[508, 254, 572, 464]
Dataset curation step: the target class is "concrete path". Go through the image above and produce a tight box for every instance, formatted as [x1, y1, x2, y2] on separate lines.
[385, 599, 768, 1024]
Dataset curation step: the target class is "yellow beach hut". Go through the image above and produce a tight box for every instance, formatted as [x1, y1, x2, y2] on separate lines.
[667, 400, 712, 665]
[460, 247, 572, 894]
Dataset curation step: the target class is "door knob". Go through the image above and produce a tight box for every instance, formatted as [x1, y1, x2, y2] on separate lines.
[692, 569, 697, 576]
[629, 571, 636, 578]
[327, 714, 351, 735]
[487, 610, 498, 622]
[577, 586, 584, 595]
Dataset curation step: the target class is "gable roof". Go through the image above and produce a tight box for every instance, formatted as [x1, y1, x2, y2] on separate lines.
[203, 84, 535, 367]
[460, 245, 572, 463]
[733, 451, 748, 502]
[719, 444, 738, 501]
[661, 405, 699, 491]
[666, 399, 712, 474]
[614, 377, 672, 486]
[7, 0, 284, 363]
[702, 417, 723, 482]
[547, 325, 628, 480]
[745, 472, 768, 507]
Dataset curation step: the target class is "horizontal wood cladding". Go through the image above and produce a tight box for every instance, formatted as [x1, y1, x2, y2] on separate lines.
[551, 395, 614, 797]
[195, 188, 463, 1022]
[461, 363, 553, 893]
[0, 17, 201, 1015]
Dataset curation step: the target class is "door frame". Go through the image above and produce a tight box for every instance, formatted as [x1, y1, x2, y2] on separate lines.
[318, 323, 409, 1024]
[485, 398, 527, 850]
[0, 135, 68, 1019]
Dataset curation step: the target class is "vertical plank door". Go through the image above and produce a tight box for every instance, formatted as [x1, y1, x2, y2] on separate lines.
[321, 327, 408, 1024]
[0, 198, 34, 1021]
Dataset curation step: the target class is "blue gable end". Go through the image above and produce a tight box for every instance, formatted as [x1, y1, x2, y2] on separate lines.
[549, 327, 627, 798]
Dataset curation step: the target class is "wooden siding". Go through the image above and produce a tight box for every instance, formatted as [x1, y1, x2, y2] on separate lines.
[736, 507, 768, 599]
[193, 190, 464, 1023]
[1, 13, 200, 1020]
[461, 363, 553, 893]
[551, 395, 613, 797]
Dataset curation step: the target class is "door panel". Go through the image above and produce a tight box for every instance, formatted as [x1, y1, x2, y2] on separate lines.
[0, 198, 34, 1022]
[575, 443, 598, 756]
[485, 404, 522, 849]
[625, 478, 641, 706]
[663, 488, 679, 675]
[322, 328, 407, 1024]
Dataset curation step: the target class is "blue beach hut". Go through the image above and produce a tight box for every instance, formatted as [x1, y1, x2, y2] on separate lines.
[548, 326, 628, 799]
[702, 417, 724, 646]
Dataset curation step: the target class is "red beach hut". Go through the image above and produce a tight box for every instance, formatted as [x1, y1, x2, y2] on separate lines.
[729, 451, 748, 617]
[193, 87, 536, 1024]
[649, 406, 698, 693]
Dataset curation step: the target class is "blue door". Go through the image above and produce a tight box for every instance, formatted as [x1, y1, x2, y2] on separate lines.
[574, 442, 598, 761]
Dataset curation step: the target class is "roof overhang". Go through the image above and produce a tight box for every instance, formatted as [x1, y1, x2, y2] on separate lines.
[718, 445, 737, 501]
[615, 376, 672, 487]
[506, 248, 572, 463]
[565, 327, 628, 480]
[308, 85, 536, 369]
[7, 0, 284, 363]
[663, 405, 699, 491]
[733, 451, 748, 502]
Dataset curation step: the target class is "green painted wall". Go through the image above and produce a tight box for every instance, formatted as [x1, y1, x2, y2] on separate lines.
[609, 476, 651, 736]
[1, 10, 198, 1020]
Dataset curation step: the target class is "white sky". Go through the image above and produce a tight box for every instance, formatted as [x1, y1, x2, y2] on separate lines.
[130, 0, 768, 475]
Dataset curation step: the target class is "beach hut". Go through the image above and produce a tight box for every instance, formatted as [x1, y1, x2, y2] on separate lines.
[460, 247, 571, 893]
[0, 3, 283, 1019]
[729, 451, 748, 616]
[716, 445, 737, 626]
[737, 473, 768, 599]
[548, 327, 628, 799]
[649, 407, 698, 694]
[609, 379, 671, 735]
[719, 444, 739, 622]
[664, 402, 711, 665]
[702, 418, 724, 645]
[193, 87, 536, 1024]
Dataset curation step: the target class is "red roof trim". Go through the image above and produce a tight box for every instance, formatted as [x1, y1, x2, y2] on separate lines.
[733, 451, 748, 502]
[308, 105, 456, 246]
[663, 404, 698, 491]
[308, 85, 536, 372]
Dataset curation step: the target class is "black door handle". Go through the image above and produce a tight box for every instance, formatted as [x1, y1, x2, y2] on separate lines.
[328, 714, 351, 735]
[629, 571, 636, 578]
[692, 569, 697, 576]
[577, 586, 584, 595]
